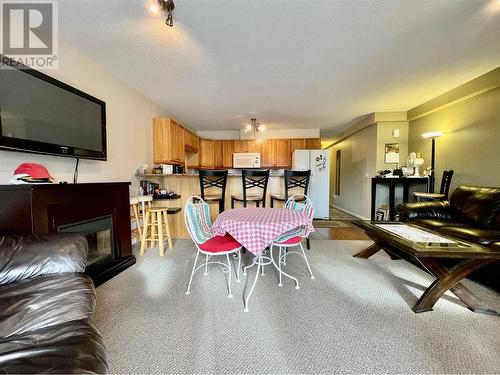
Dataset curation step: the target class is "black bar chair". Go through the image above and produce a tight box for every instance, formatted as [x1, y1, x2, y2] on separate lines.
[270, 170, 311, 208]
[413, 170, 454, 202]
[231, 169, 270, 208]
[198, 170, 228, 213]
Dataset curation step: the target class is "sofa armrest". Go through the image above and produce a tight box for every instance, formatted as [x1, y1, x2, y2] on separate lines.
[397, 201, 453, 221]
[0, 234, 88, 286]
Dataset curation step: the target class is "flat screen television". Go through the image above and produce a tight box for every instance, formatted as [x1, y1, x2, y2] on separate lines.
[0, 55, 107, 160]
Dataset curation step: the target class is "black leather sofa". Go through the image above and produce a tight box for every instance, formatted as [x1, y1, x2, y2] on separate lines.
[0, 234, 107, 373]
[397, 185, 500, 289]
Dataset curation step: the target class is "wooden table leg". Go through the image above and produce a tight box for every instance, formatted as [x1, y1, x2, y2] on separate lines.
[414, 257, 497, 314]
[353, 242, 382, 258]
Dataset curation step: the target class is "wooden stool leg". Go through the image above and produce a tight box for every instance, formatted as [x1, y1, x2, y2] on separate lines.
[140, 211, 150, 255]
[163, 211, 173, 250]
[157, 211, 165, 256]
[133, 204, 142, 238]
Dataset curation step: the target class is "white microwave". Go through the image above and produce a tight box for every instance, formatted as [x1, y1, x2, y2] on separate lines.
[233, 153, 261, 168]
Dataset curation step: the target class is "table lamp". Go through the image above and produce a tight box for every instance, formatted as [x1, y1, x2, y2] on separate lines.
[421, 131, 442, 192]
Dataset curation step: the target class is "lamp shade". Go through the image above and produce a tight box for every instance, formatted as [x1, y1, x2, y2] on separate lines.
[422, 131, 442, 139]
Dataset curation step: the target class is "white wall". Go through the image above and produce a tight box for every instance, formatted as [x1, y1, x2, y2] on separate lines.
[330, 125, 377, 219]
[0, 42, 168, 193]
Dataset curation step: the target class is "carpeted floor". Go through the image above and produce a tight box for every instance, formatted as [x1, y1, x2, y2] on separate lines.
[94, 240, 500, 374]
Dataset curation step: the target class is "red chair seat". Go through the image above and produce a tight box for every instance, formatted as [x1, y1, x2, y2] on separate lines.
[199, 234, 241, 253]
[276, 236, 302, 245]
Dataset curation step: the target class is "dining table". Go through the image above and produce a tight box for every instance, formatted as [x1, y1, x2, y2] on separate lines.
[212, 207, 315, 312]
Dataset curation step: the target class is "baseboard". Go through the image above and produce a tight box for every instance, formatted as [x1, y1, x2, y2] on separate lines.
[332, 205, 369, 220]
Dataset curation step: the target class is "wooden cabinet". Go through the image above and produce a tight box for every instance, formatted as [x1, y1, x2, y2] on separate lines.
[291, 139, 306, 153]
[153, 117, 184, 164]
[305, 138, 321, 149]
[222, 140, 234, 168]
[214, 140, 223, 168]
[274, 139, 291, 167]
[233, 140, 260, 153]
[260, 139, 275, 167]
[199, 139, 215, 168]
[184, 129, 199, 152]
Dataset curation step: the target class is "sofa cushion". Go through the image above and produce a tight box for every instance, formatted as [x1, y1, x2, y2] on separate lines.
[0, 234, 88, 286]
[450, 186, 500, 228]
[437, 227, 500, 247]
[410, 219, 474, 231]
[0, 274, 95, 338]
[0, 320, 107, 374]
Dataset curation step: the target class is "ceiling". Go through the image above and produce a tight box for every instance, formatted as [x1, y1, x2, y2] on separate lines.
[58, 0, 500, 134]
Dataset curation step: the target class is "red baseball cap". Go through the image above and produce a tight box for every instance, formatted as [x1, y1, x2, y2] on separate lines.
[14, 163, 54, 180]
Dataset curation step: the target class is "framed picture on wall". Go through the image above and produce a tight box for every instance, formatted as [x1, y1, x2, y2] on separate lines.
[385, 143, 400, 164]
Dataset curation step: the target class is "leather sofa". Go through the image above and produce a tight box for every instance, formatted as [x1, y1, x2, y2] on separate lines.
[397, 185, 500, 289]
[0, 233, 108, 373]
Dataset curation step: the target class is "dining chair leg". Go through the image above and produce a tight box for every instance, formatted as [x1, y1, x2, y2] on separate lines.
[270, 245, 300, 290]
[300, 242, 315, 279]
[271, 198, 274, 208]
[244, 255, 262, 313]
[204, 254, 209, 275]
[278, 246, 283, 287]
[306, 237, 311, 250]
[283, 247, 288, 265]
[185, 250, 199, 295]
[226, 254, 233, 298]
[236, 250, 241, 283]
[243, 256, 256, 275]
[231, 198, 235, 209]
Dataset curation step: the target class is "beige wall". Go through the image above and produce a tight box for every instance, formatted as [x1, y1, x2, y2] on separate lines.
[330, 124, 377, 219]
[0, 42, 168, 193]
[408, 69, 500, 191]
[376, 121, 409, 171]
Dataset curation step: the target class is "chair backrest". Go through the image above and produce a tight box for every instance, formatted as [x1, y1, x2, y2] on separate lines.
[184, 195, 214, 245]
[440, 170, 454, 199]
[283, 194, 314, 238]
[199, 170, 228, 200]
[242, 169, 270, 204]
[284, 170, 311, 201]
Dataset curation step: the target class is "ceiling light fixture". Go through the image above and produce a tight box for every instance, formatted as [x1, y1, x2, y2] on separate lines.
[149, 3, 159, 14]
[156, 0, 175, 27]
[244, 118, 265, 133]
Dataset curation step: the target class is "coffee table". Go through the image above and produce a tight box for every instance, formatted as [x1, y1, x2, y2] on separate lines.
[352, 220, 500, 315]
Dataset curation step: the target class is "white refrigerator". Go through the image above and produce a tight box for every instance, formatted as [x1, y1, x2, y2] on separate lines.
[292, 150, 330, 219]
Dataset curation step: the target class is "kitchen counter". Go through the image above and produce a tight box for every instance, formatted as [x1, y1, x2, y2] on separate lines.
[136, 171, 289, 238]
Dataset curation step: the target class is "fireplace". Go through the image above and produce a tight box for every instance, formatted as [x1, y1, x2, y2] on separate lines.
[0, 183, 135, 286]
[58, 215, 115, 268]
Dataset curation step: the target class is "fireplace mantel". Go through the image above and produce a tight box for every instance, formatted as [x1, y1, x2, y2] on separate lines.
[0, 182, 135, 285]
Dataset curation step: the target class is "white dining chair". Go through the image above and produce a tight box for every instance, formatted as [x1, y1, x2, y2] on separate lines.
[272, 194, 315, 286]
[184, 195, 242, 298]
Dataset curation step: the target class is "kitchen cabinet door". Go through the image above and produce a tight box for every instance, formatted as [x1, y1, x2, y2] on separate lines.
[291, 138, 306, 154]
[247, 140, 260, 153]
[260, 139, 275, 167]
[214, 140, 223, 168]
[305, 138, 321, 149]
[233, 140, 248, 153]
[222, 140, 234, 168]
[199, 139, 215, 168]
[274, 139, 291, 167]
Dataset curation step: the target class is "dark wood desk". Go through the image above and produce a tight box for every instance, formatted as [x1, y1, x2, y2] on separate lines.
[371, 177, 429, 220]
[352, 220, 500, 315]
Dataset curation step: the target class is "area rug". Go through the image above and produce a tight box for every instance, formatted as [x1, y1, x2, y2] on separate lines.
[329, 207, 358, 221]
[93, 239, 500, 374]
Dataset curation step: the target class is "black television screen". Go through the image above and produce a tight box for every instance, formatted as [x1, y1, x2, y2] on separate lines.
[0, 56, 107, 160]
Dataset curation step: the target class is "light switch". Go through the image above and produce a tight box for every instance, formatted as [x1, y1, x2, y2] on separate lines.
[392, 129, 400, 138]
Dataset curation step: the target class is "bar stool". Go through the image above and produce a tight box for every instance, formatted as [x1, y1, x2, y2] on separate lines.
[137, 195, 153, 217]
[140, 207, 173, 256]
[270, 170, 311, 208]
[231, 169, 270, 208]
[130, 197, 142, 239]
[198, 170, 228, 213]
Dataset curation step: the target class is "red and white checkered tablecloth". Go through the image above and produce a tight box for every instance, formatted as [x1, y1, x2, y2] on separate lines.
[212, 208, 315, 255]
